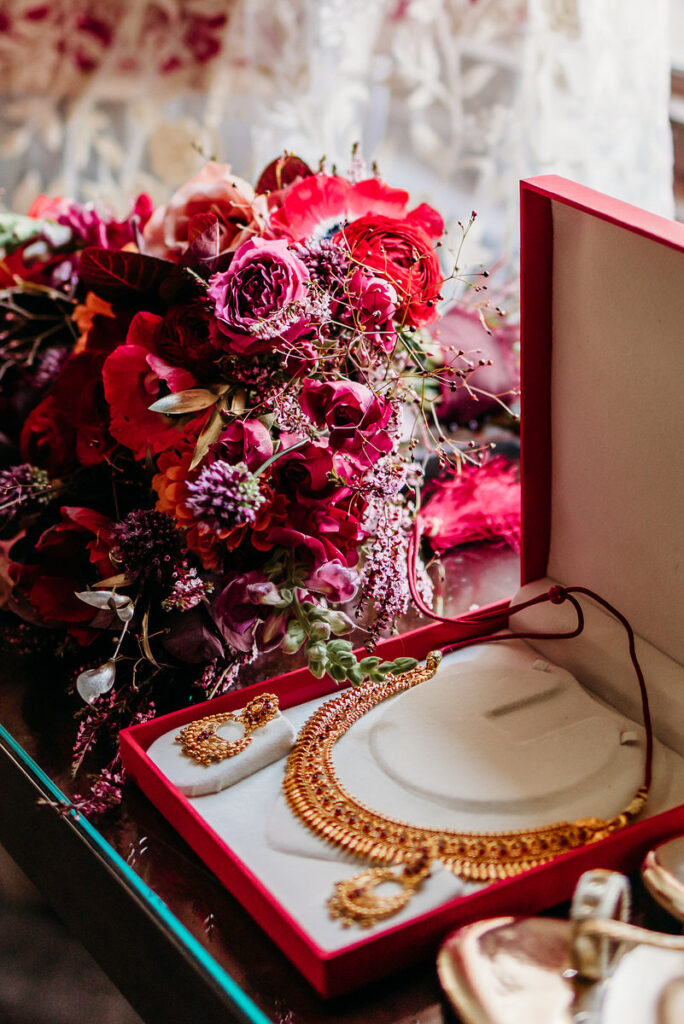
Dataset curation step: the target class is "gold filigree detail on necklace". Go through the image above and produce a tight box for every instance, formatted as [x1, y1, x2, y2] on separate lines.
[177, 693, 279, 766]
[283, 652, 649, 928]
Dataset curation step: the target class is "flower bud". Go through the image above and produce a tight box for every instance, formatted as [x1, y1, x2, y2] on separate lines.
[281, 621, 306, 654]
[328, 610, 354, 635]
[306, 641, 327, 662]
[309, 620, 331, 642]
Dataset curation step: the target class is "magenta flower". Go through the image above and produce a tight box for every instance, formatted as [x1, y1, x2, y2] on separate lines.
[211, 570, 266, 652]
[304, 560, 359, 602]
[342, 269, 397, 352]
[299, 379, 394, 465]
[208, 237, 311, 355]
[212, 571, 290, 654]
[210, 419, 274, 472]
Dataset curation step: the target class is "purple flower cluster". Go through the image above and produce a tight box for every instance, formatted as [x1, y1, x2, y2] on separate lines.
[185, 460, 266, 534]
[296, 237, 351, 296]
[111, 509, 182, 583]
[0, 462, 54, 533]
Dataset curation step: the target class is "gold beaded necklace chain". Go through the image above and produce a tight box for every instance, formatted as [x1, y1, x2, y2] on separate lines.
[282, 652, 649, 928]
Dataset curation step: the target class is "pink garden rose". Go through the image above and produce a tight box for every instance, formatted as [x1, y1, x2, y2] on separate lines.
[341, 269, 397, 352]
[208, 237, 312, 356]
[210, 419, 273, 472]
[299, 379, 394, 465]
[142, 162, 264, 260]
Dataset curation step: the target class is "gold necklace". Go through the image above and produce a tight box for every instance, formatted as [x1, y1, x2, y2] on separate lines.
[282, 652, 649, 928]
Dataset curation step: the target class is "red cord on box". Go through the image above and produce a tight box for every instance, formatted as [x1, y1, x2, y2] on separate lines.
[407, 521, 653, 791]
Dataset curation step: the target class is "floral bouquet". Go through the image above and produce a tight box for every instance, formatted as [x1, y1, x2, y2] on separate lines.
[0, 153, 507, 810]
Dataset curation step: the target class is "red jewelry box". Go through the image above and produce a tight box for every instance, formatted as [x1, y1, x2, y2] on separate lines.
[120, 176, 684, 998]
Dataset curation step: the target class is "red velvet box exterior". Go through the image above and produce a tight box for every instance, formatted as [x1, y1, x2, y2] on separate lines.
[120, 176, 684, 998]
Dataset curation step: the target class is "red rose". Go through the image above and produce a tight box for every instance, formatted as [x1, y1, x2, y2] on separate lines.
[20, 395, 78, 477]
[156, 301, 219, 377]
[299, 379, 394, 466]
[338, 215, 443, 328]
[267, 441, 350, 506]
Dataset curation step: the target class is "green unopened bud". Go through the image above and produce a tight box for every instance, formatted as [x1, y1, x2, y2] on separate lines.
[306, 641, 327, 662]
[347, 665, 365, 686]
[281, 621, 306, 654]
[309, 620, 331, 642]
[328, 663, 347, 683]
[309, 660, 327, 679]
[328, 610, 354, 635]
[388, 657, 419, 674]
[327, 639, 353, 658]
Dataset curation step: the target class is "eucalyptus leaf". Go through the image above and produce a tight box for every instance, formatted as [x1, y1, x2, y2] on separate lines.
[76, 660, 116, 704]
[148, 388, 218, 415]
[75, 590, 133, 622]
[189, 405, 225, 471]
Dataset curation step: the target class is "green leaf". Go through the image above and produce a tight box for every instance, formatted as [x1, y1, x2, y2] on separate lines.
[149, 388, 218, 415]
[189, 405, 225, 471]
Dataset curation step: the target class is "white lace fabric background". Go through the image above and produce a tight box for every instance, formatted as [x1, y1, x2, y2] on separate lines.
[0, 0, 675, 263]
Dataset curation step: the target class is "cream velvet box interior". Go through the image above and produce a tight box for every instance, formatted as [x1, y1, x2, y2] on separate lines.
[122, 177, 684, 992]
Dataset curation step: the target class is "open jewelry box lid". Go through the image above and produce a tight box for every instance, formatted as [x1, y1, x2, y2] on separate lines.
[517, 177, 684, 723]
[120, 177, 684, 1000]
[521, 175, 684, 630]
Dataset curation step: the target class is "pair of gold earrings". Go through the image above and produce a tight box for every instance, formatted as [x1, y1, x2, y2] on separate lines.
[176, 693, 279, 766]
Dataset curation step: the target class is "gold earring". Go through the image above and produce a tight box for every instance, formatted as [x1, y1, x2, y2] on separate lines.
[176, 693, 279, 766]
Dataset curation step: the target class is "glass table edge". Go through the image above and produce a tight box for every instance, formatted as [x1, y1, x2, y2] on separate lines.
[0, 719, 271, 1024]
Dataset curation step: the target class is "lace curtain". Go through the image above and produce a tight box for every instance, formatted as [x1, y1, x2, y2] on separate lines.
[0, 0, 674, 258]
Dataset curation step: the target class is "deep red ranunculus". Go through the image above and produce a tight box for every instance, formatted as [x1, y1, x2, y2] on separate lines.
[299, 379, 394, 466]
[156, 301, 220, 377]
[337, 215, 443, 328]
